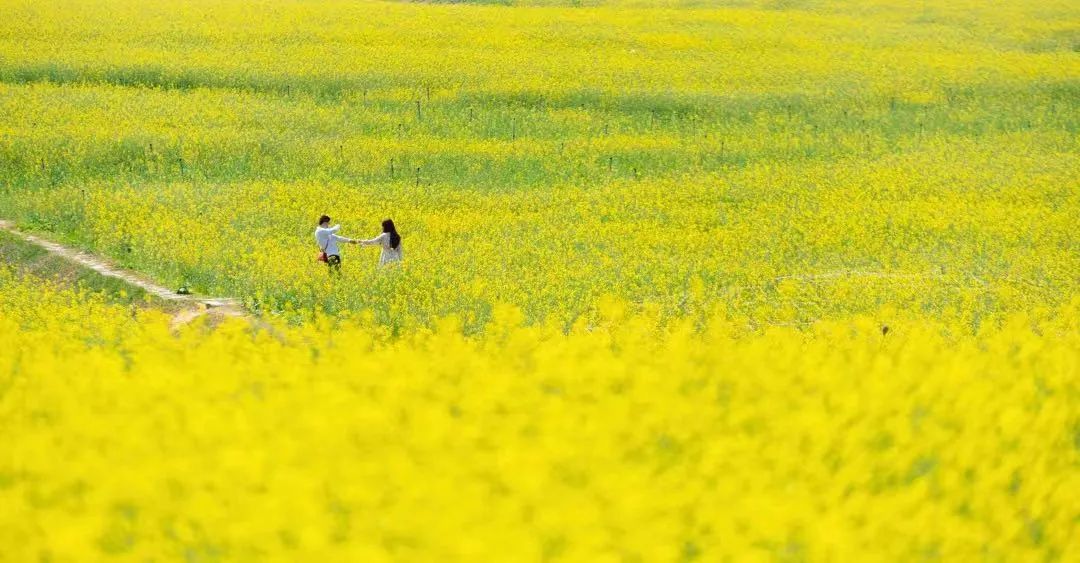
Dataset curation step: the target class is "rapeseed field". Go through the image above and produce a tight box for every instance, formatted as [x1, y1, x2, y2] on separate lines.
[2, 270, 1078, 560]
[1, 0, 1077, 560]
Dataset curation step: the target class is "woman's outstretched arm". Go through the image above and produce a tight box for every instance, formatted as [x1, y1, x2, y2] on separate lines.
[358, 232, 388, 246]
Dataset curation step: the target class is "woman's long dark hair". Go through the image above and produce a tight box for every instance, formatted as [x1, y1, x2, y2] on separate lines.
[382, 219, 401, 249]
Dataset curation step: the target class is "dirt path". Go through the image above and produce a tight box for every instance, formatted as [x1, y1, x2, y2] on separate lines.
[0, 219, 245, 329]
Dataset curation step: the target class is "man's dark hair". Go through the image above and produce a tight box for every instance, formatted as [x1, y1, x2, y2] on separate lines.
[318, 215, 331, 225]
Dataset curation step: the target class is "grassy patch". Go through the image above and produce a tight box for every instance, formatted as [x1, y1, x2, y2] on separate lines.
[0, 229, 174, 310]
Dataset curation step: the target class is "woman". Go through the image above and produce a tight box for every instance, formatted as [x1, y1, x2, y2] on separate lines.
[314, 215, 359, 273]
[359, 219, 403, 266]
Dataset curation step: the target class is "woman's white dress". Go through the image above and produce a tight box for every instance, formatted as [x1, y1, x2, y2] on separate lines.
[363, 232, 403, 266]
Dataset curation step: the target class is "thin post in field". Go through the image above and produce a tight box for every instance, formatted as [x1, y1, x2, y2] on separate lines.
[416, 100, 422, 121]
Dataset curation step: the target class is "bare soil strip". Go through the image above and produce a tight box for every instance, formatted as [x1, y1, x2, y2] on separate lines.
[0, 219, 245, 328]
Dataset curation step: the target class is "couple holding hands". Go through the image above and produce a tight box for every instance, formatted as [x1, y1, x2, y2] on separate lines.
[315, 215, 402, 271]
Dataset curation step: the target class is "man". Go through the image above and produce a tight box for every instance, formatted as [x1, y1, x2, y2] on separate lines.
[315, 215, 359, 273]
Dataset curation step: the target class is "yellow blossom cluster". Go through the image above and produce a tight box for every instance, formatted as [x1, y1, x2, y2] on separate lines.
[2, 270, 1078, 561]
